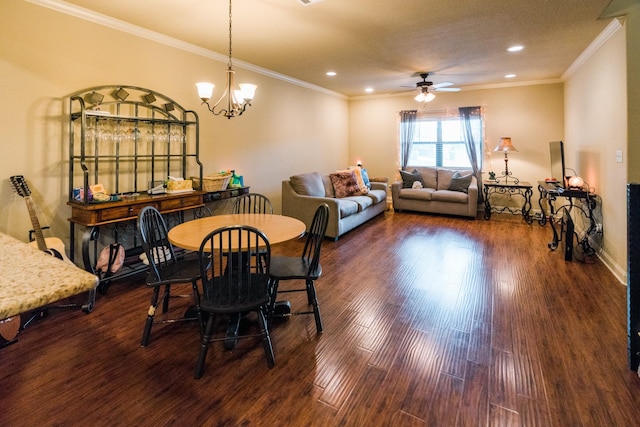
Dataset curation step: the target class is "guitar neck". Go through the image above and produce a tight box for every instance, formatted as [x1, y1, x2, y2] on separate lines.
[24, 196, 47, 252]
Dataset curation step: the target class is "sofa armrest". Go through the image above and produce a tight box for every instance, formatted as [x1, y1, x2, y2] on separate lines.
[468, 176, 478, 197]
[370, 181, 387, 192]
[467, 176, 479, 211]
[391, 181, 403, 200]
[282, 180, 342, 232]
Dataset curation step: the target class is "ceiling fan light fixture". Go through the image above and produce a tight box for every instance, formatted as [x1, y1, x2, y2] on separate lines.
[415, 88, 435, 103]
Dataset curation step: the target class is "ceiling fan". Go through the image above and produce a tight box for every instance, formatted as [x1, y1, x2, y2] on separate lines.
[406, 73, 461, 102]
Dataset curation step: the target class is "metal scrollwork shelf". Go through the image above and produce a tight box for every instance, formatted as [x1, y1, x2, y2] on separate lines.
[67, 85, 204, 291]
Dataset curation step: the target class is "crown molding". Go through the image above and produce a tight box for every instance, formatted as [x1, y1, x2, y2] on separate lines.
[562, 18, 625, 80]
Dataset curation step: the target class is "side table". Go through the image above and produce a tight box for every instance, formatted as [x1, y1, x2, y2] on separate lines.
[483, 180, 533, 223]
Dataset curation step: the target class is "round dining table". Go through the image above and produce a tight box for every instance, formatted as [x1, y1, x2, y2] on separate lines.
[168, 213, 307, 251]
[168, 213, 306, 349]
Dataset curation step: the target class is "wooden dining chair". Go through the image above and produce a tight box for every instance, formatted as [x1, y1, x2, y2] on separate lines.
[231, 193, 273, 215]
[267, 203, 329, 334]
[194, 225, 275, 379]
[137, 206, 204, 347]
[231, 193, 273, 273]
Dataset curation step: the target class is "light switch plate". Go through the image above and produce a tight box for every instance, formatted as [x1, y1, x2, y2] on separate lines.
[616, 150, 623, 163]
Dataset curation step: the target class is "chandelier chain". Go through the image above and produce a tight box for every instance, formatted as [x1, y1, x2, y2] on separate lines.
[228, 0, 233, 69]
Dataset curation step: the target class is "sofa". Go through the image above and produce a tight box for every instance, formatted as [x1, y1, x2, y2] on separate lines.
[282, 171, 388, 240]
[391, 166, 478, 218]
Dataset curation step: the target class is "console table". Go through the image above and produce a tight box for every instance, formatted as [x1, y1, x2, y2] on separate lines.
[483, 181, 533, 223]
[68, 191, 206, 287]
[537, 181, 599, 261]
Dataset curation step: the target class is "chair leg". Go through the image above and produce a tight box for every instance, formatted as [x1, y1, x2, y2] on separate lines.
[191, 280, 205, 337]
[141, 287, 160, 346]
[307, 280, 323, 334]
[194, 314, 215, 379]
[258, 307, 275, 368]
[162, 284, 171, 313]
[267, 278, 279, 329]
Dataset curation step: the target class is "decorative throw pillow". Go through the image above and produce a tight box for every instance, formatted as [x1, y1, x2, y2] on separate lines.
[399, 169, 424, 188]
[348, 167, 369, 194]
[360, 168, 371, 188]
[330, 171, 362, 198]
[448, 171, 473, 193]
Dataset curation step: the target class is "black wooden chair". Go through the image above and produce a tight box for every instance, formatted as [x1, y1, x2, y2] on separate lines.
[137, 206, 204, 347]
[231, 193, 273, 273]
[232, 193, 273, 215]
[194, 225, 275, 379]
[268, 203, 329, 334]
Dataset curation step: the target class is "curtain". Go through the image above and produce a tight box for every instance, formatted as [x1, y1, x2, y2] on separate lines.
[459, 106, 483, 203]
[398, 110, 417, 169]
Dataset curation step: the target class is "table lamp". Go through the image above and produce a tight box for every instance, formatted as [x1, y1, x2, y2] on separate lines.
[494, 137, 519, 183]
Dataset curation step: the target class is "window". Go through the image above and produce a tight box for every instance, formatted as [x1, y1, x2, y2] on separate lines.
[403, 111, 483, 168]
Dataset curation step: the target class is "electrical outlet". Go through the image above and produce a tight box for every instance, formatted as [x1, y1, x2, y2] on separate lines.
[616, 150, 623, 163]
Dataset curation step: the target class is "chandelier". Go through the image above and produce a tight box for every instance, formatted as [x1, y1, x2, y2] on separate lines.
[196, 0, 256, 119]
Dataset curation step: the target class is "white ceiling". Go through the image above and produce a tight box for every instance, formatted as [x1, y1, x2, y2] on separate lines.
[58, 0, 615, 97]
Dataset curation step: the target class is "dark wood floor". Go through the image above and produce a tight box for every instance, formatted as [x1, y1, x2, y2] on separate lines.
[2, 210, 639, 426]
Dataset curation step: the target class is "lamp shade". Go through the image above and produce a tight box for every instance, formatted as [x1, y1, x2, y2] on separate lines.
[494, 137, 518, 152]
[239, 83, 257, 101]
[196, 82, 215, 101]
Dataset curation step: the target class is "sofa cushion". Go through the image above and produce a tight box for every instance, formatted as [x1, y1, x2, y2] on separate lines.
[366, 188, 387, 204]
[290, 172, 325, 197]
[399, 169, 424, 188]
[321, 174, 335, 198]
[343, 195, 374, 211]
[330, 171, 363, 198]
[334, 198, 359, 218]
[398, 188, 434, 201]
[448, 171, 474, 193]
[432, 189, 469, 204]
[413, 166, 438, 189]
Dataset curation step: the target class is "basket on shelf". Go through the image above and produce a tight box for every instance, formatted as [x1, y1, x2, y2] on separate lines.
[191, 173, 232, 192]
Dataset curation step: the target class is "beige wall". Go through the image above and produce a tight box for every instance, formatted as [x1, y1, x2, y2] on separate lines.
[564, 20, 627, 281]
[349, 84, 564, 188]
[0, 0, 349, 245]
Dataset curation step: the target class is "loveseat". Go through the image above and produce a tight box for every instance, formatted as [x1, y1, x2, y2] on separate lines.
[391, 166, 478, 218]
[282, 171, 388, 240]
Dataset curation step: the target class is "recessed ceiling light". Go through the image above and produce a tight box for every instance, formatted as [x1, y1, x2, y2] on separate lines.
[326, 71, 337, 77]
[365, 87, 374, 93]
[507, 45, 524, 52]
[505, 74, 516, 78]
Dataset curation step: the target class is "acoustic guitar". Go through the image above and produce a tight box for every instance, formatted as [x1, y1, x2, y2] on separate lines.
[0, 317, 20, 346]
[9, 175, 70, 263]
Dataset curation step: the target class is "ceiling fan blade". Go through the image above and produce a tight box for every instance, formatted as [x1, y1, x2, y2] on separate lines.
[432, 82, 453, 88]
[434, 87, 461, 92]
